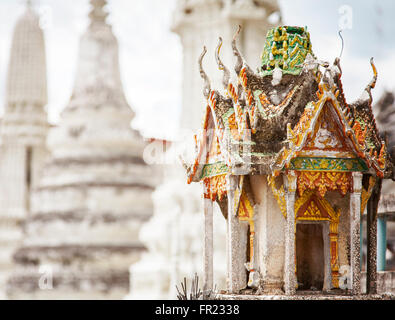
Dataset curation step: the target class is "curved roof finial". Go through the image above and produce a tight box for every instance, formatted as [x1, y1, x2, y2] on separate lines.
[232, 25, 243, 74]
[358, 57, 377, 104]
[215, 37, 230, 89]
[367, 57, 377, 90]
[198, 46, 211, 99]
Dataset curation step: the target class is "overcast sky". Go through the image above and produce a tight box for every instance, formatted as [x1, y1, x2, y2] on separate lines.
[0, 0, 394, 140]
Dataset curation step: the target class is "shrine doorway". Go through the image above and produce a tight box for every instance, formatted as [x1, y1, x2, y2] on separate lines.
[296, 222, 331, 291]
[294, 191, 340, 290]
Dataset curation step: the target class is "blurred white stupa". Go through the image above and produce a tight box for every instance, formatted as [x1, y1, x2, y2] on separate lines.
[0, 1, 49, 299]
[7, 0, 155, 299]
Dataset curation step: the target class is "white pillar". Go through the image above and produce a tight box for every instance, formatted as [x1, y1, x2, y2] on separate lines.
[203, 198, 214, 295]
[250, 175, 285, 294]
[227, 175, 248, 293]
[283, 171, 297, 295]
[350, 172, 362, 295]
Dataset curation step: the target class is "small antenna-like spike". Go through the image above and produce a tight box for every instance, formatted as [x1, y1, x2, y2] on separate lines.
[338, 30, 344, 58]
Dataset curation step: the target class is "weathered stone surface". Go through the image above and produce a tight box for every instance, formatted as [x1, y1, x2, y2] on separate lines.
[250, 175, 284, 294]
[350, 172, 363, 295]
[361, 271, 395, 294]
[227, 176, 248, 293]
[217, 292, 395, 300]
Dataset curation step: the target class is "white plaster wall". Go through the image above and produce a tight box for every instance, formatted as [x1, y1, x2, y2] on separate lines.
[250, 175, 285, 291]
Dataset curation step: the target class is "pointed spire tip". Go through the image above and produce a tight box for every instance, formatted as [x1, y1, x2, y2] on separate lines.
[89, 0, 109, 25]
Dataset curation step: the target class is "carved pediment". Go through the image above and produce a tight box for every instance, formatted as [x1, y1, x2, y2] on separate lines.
[304, 103, 350, 153]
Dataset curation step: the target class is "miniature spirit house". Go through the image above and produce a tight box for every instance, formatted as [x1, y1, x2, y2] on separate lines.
[184, 26, 393, 297]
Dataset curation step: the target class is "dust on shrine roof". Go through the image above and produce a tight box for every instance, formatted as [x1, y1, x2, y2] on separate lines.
[184, 26, 393, 183]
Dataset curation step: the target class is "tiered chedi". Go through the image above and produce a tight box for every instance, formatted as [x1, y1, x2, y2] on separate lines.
[128, 0, 281, 299]
[7, 0, 155, 299]
[0, 3, 49, 299]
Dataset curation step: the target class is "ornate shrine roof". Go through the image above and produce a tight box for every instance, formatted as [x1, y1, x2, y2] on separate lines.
[183, 26, 393, 193]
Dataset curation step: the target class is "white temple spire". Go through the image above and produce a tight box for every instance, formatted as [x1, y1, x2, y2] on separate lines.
[68, 0, 130, 120]
[5, 1, 47, 112]
[0, 1, 49, 299]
